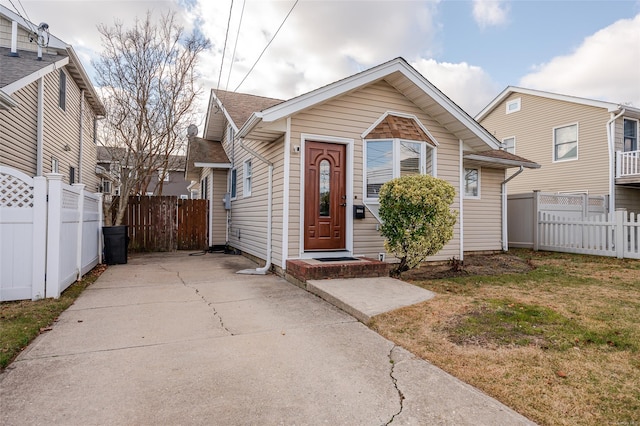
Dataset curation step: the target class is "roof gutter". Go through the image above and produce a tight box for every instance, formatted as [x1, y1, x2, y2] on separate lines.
[501, 166, 525, 252]
[0, 89, 18, 109]
[236, 112, 264, 139]
[235, 139, 274, 275]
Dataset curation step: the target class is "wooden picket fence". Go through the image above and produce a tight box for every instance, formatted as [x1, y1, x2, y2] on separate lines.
[120, 196, 208, 252]
[537, 209, 640, 259]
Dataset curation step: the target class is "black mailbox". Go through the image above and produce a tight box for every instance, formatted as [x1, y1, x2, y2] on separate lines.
[353, 205, 365, 219]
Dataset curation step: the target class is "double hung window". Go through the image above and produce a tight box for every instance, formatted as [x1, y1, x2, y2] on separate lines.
[553, 123, 578, 162]
[624, 118, 638, 152]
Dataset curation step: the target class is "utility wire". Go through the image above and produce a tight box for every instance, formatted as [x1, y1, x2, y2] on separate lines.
[234, 0, 299, 92]
[215, 0, 234, 94]
[223, 0, 246, 103]
[7, 0, 34, 32]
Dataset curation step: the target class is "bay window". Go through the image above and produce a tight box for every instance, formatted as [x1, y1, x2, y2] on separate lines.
[365, 139, 435, 200]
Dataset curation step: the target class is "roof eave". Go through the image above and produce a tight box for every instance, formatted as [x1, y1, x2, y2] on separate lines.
[66, 47, 106, 116]
[464, 153, 541, 169]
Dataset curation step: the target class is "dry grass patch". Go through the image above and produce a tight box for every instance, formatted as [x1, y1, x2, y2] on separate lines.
[370, 250, 640, 426]
[0, 264, 107, 371]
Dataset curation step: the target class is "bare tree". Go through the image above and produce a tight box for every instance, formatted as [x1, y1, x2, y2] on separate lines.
[94, 11, 209, 225]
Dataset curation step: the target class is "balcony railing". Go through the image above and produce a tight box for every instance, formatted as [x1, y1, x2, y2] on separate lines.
[616, 150, 640, 178]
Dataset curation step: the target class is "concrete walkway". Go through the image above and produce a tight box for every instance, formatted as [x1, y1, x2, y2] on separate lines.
[0, 252, 535, 425]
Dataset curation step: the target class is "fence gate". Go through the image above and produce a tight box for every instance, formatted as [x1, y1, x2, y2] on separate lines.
[124, 196, 208, 252]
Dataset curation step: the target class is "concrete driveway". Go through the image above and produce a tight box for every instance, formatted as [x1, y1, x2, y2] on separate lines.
[0, 252, 534, 425]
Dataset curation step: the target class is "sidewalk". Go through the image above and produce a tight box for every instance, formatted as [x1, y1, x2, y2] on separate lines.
[0, 252, 535, 425]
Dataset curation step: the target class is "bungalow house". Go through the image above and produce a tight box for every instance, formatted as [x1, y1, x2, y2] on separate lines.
[185, 58, 539, 275]
[0, 5, 105, 189]
[476, 87, 640, 214]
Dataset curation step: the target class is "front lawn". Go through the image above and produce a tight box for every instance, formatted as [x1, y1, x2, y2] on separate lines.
[370, 250, 640, 426]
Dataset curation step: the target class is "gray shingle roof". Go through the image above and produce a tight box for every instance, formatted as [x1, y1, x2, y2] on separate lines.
[0, 47, 66, 89]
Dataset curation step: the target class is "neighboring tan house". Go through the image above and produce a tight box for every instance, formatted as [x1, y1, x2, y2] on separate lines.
[476, 86, 640, 214]
[0, 5, 105, 189]
[186, 58, 539, 274]
[97, 146, 190, 198]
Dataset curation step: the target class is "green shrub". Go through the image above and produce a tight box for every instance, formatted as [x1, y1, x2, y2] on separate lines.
[379, 174, 458, 275]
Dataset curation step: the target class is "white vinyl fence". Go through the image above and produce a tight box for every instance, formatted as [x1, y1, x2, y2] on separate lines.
[538, 209, 640, 259]
[0, 167, 102, 301]
[508, 191, 608, 249]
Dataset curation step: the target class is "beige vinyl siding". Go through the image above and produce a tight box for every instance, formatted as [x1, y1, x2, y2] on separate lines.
[289, 80, 462, 261]
[79, 98, 99, 190]
[227, 138, 284, 264]
[480, 93, 611, 195]
[615, 186, 640, 213]
[0, 81, 38, 174]
[463, 167, 503, 251]
[211, 169, 227, 246]
[0, 66, 98, 188]
[42, 67, 93, 187]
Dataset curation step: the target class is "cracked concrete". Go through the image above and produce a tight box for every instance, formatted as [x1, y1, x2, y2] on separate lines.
[385, 345, 406, 425]
[1, 252, 535, 425]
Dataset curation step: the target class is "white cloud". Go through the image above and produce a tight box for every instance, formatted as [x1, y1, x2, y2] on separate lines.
[195, 0, 442, 100]
[520, 14, 640, 107]
[412, 58, 501, 116]
[472, 0, 509, 29]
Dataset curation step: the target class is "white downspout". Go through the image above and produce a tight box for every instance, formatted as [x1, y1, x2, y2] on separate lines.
[458, 140, 464, 262]
[607, 109, 626, 214]
[501, 166, 524, 252]
[236, 139, 273, 275]
[36, 77, 44, 175]
[78, 90, 85, 183]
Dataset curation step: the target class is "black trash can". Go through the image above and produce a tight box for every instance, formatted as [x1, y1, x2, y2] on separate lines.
[103, 225, 129, 265]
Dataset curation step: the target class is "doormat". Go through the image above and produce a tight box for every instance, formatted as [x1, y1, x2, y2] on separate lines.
[314, 257, 360, 262]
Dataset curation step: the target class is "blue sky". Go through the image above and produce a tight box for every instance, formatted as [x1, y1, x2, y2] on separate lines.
[3, 0, 639, 120]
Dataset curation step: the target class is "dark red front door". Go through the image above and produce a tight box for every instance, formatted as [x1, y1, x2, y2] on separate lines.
[304, 141, 346, 251]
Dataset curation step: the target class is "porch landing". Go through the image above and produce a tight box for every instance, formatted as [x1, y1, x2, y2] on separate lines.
[285, 257, 391, 282]
[284, 257, 435, 324]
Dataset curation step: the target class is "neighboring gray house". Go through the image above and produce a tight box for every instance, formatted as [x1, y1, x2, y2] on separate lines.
[97, 146, 190, 198]
[0, 5, 105, 189]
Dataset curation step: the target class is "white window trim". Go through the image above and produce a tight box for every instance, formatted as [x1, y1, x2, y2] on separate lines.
[227, 125, 235, 144]
[463, 167, 481, 199]
[243, 159, 252, 197]
[51, 157, 59, 173]
[623, 117, 639, 152]
[363, 138, 436, 204]
[506, 98, 521, 114]
[552, 122, 579, 163]
[229, 168, 237, 200]
[502, 136, 516, 154]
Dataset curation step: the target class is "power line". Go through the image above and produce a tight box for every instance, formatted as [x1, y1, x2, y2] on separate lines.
[234, 0, 299, 92]
[224, 0, 246, 94]
[6, 0, 34, 32]
[215, 0, 234, 94]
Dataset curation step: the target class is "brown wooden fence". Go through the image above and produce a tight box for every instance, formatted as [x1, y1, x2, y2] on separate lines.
[116, 196, 208, 252]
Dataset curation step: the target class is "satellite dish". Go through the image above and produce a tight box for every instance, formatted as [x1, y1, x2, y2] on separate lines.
[187, 124, 198, 137]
